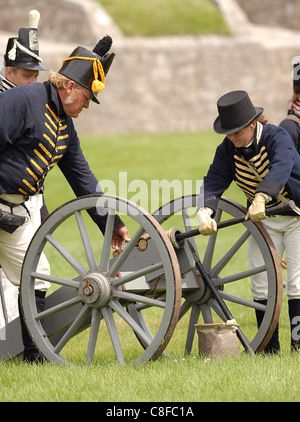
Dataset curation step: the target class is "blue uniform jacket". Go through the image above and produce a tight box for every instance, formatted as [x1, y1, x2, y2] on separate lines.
[201, 124, 300, 216]
[0, 82, 123, 232]
[279, 111, 300, 154]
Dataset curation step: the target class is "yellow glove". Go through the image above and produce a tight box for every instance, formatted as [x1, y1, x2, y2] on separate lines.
[246, 193, 269, 222]
[196, 208, 217, 235]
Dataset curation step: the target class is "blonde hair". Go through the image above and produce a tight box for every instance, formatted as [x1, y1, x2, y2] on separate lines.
[48, 72, 72, 89]
[48, 71, 89, 95]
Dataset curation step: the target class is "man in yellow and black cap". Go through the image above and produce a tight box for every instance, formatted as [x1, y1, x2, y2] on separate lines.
[0, 10, 47, 92]
[58, 35, 113, 104]
[0, 35, 130, 362]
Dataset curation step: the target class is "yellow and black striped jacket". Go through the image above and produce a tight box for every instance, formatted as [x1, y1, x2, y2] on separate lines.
[0, 81, 123, 232]
[202, 123, 300, 216]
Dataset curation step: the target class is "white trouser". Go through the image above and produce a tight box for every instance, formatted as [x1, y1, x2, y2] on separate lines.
[0, 194, 50, 291]
[249, 215, 300, 300]
[0, 269, 19, 328]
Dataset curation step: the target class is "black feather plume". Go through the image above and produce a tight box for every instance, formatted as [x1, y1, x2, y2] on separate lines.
[93, 35, 113, 56]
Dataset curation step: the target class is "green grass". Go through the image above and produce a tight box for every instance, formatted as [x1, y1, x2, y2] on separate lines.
[0, 352, 299, 402]
[0, 131, 297, 402]
[96, 0, 230, 36]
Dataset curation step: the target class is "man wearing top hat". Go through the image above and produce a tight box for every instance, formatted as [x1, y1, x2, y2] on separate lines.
[0, 10, 47, 337]
[196, 90, 300, 353]
[0, 35, 130, 362]
[0, 10, 47, 92]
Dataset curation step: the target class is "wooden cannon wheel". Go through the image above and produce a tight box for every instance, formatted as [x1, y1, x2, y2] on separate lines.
[20, 195, 182, 364]
[150, 195, 283, 354]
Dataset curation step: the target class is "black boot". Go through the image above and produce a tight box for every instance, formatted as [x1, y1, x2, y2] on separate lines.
[18, 290, 46, 363]
[254, 299, 280, 354]
[288, 298, 300, 352]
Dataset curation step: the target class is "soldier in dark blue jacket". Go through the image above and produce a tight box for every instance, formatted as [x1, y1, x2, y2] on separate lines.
[279, 62, 300, 154]
[0, 10, 48, 332]
[0, 36, 130, 362]
[197, 90, 300, 353]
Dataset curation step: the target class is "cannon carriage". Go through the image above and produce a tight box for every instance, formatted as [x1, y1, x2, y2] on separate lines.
[0, 194, 283, 363]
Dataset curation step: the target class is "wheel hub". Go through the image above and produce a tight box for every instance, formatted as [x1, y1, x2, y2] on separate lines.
[182, 268, 210, 304]
[78, 272, 111, 308]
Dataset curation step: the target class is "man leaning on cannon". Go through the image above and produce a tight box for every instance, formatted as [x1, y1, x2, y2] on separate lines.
[0, 35, 130, 363]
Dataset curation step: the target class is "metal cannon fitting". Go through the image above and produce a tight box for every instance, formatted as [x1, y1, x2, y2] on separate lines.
[165, 226, 185, 249]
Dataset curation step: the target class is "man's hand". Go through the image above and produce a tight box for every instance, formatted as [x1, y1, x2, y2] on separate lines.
[111, 225, 131, 252]
[245, 193, 268, 222]
[196, 208, 217, 236]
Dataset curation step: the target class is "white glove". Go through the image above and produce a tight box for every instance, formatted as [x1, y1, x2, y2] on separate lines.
[196, 208, 217, 236]
[245, 193, 269, 222]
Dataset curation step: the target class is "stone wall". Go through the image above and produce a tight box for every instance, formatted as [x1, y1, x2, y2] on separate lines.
[0, 0, 122, 44]
[236, 0, 300, 31]
[94, 36, 298, 134]
[0, 0, 299, 134]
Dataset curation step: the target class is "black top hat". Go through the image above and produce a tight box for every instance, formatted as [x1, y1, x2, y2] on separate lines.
[58, 35, 115, 104]
[213, 90, 263, 135]
[4, 10, 46, 71]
